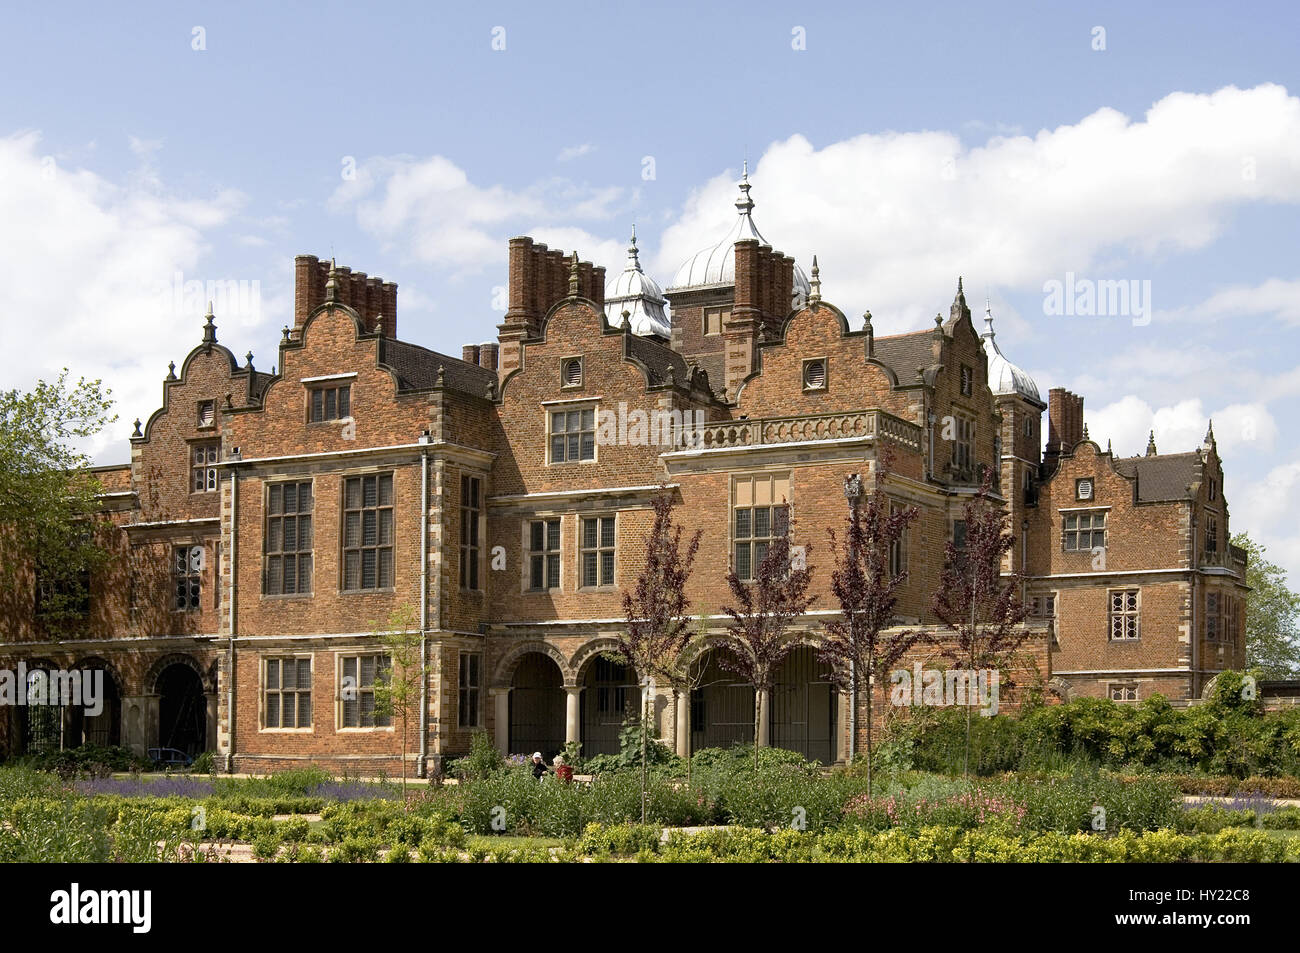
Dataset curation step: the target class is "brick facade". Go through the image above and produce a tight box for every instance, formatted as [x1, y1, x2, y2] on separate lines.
[0, 182, 1247, 771]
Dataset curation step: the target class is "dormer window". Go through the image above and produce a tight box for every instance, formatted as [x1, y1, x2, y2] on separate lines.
[309, 384, 350, 422]
[802, 358, 827, 392]
[197, 400, 216, 429]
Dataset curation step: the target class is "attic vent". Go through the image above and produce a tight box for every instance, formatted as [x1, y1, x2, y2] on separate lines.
[802, 358, 827, 391]
[197, 400, 216, 428]
[1076, 478, 1094, 500]
[562, 358, 583, 387]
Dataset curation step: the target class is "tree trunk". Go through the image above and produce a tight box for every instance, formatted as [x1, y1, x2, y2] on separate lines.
[640, 691, 649, 824]
[865, 666, 874, 794]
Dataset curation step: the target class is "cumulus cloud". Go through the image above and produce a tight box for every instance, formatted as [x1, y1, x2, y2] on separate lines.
[329, 154, 630, 272]
[1084, 396, 1277, 460]
[0, 131, 249, 462]
[653, 84, 1300, 334]
[1230, 459, 1300, 585]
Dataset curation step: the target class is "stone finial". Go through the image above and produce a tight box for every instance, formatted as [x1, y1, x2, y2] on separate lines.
[245, 351, 254, 370]
[1082, 423, 1089, 441]
[374, 314, 384, 336]
[202, 302, 217, 346]
[132, 418, 142, 438]
[1146, 430, 1158, 457]
[863, 310, 874, 355]
[325, 258, 339, 301]
[568, 252, 580, 296]
[621, 308, 631, 331]
[1205, 419, 1215, 445]
[666, 365, 677, 387]
[166, 361, 177, 381]
[1107, 438, 1113, 454]
[282, 325, 291, 342]
[808, 255, 822, 307]
[436, 364, 445, 387]
[485, 378, 496, 400]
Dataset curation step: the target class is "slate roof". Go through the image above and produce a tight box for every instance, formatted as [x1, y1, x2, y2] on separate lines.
[1113, 451, 1203, 502]
[378, 337, 497, 396]
[871, 329, 939, 383]
[625, 332, 689, 387]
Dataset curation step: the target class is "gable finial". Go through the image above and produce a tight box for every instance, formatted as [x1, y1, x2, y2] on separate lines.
[245, 350, 254, 370]
[1146, 430, 1158, 457]
[202, 302, 217, 346]
[621, 308, 631, 331]
[131, 418, 142, 439]
[282, 325, 291, 342]
[166, 360, 177, 381]
[325, 258, 339, 301]
[1205, 418, 1215, 444]
[1083, 423, 1089, 441]
[436, 364, 445, 387]
[808, 255, 821, 307]
[568, 251, 580, 296]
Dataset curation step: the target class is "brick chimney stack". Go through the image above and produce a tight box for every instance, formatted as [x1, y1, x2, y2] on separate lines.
[497, 236, 604, 378]
[1046, 387, 1084, 467]
[724, 239, 797, 398]
[293, 255, 397, 339]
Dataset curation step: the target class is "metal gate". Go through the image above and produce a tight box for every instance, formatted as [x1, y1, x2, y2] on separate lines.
[690, 651, 755, 752]
[509, 654, 565, 759]
[581, 657, 634, 757]
[770, 646, 837, 764]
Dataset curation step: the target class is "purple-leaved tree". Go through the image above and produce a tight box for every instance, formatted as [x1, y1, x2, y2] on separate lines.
[613, 490, 701, 821]
[819, 454, 920, 792]
[931, 471, 1030, 776]
[717, 506, 816, 772]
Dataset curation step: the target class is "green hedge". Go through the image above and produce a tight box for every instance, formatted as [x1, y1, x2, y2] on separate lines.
[899, 687, 1300, 778]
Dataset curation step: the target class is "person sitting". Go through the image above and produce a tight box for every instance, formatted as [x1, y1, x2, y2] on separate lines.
[530, 751, 548, 781]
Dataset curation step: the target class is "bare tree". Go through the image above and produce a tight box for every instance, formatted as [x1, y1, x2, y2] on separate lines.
[613, 490, 701, 821]
[371, 604, 423, 807]
[819, 455, 920, 792]
[931, 471, 1029, 776]
[717, 508, 816, 771]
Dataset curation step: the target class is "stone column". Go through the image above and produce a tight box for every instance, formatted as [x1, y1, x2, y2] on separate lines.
[837, 690, 851, 764]
[491, 688, 509, 754]
[675, 691, 691, 757]
[756, 689, 771, 747]
[204, 692, 218, 753]
[564, 686, 581, 746]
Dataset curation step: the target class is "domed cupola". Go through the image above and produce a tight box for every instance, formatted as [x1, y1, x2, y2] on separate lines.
[667, 164, 810, 308]
[981, 301, 1041, 403]
[603, 225, 671, 338]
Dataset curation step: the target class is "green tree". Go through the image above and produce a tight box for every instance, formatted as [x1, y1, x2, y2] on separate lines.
[1233, 532, 1300, 678]
[0, 371, 117, 626]
[370, 604, 423, 806]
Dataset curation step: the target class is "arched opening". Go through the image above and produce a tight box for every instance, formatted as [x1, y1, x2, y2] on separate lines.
[580, 656, 636, 757]
[21, 668, 62, 754]
[157, 663, 206, 756]
[508, 653, 564, 760]
[770, 646, 837, 764]
[689, 648, 755, 753]
[66, 662, 122, 748]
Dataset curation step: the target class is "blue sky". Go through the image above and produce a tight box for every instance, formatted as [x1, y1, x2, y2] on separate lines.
[2, 0, 1299, 581]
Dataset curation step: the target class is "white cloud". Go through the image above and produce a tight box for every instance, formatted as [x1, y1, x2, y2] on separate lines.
[654, 84, 1300, 334]
[1230, 459, 1300, 588]
[329, 154, 629, 272]
[0, 131, 248, 462]
[1084, 396, 1277, 460]
[1169, 277, 1300, 328]
[557, 143, 595, 162]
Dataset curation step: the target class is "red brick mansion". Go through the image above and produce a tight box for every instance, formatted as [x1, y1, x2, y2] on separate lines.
[0, 174, 1248, 773]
